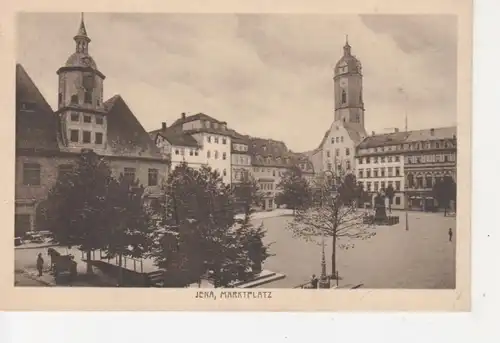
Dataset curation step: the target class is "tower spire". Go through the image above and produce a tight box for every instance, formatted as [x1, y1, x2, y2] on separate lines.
[74, 12, 91, 54]
[343, 34, 351, 56]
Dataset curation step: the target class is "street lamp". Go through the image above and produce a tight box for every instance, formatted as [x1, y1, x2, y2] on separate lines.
[319, 170, 338, 289]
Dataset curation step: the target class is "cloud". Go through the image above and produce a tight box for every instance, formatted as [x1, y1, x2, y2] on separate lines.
[16, 13, 457, 152]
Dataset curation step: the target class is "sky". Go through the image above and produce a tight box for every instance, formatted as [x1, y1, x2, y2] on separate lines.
[16, 13, 457, 152]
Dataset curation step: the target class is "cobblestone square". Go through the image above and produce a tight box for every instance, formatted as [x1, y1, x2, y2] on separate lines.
[257, 211, 456, 288]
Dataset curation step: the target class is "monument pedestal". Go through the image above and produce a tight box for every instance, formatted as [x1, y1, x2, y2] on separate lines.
[319, 277, 330, 289]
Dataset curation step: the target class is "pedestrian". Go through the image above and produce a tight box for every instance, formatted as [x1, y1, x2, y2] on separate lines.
[36, 253, 44, 277]
[310, 274, 318, 289]
[448, 228, 453, 242]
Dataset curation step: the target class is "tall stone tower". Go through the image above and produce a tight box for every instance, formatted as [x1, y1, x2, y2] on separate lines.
[56, 13, 107, 152]
[333, 37, 365, 133]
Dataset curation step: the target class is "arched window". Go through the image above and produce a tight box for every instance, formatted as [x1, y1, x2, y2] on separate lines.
[214, 150, 219, 159]
[223, 169, 227, 176]
[341, 90, 347, 104]
[207, 150, 211, 158]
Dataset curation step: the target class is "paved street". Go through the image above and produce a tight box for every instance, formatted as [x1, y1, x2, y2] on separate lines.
[256, 211, 456, 289]
[14, 210, 456, 289]
[14, 271, 47, 287]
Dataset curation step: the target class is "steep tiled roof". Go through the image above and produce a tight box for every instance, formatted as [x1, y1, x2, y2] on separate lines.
[405, 127, 456, 142]
[16, 64, 61, 152]
[247, 136, 314, 171]
[357, 131, 409, 149]
[171, 112, 224, 127]
[149, 128, 200, 148]
[103, 95, 164, 159]
[358, 126, 456, 149]
[343, 122, 367, 144]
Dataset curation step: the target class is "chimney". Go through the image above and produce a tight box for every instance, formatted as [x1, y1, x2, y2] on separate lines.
[394, 128, 399, 133]
[181, 112, 186, 120]
[371, 131, 375, 136]
[430, 128, 435, 136]
[161, 122, 167, 130]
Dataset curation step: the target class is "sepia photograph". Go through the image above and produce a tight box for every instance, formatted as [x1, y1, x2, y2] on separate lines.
[8, 9, 470, 309]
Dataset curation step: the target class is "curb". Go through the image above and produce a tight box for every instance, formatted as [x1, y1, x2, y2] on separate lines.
[15, 244, 59, 250]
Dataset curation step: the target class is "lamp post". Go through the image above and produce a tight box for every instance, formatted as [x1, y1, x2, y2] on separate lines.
[404, 190, 409, 231]
[319, 170, 336, 288]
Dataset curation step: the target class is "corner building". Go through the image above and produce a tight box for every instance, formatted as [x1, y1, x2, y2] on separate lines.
[15, 16, 168, 236]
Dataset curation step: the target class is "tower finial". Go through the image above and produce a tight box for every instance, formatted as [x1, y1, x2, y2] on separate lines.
[345, 34, 349, 45]
[74, 12, 90, 53]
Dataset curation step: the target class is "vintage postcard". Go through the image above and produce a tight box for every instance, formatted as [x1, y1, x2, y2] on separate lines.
[0, 0, 471, 311]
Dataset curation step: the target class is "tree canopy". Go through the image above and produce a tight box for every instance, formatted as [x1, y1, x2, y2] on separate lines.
[150, 162, 271, 287]
[276, 165, 312, 211]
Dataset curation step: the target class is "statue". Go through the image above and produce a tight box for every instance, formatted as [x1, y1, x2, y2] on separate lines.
[373, 190, 388, 224]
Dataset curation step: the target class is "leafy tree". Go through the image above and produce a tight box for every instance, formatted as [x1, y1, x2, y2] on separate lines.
[432, 176, 457, 216]
[43, 150, 115, 274]
[276, 165, 312, 214]
[385, 184, 395, 213]
[288, 169, 376, 280]
[102, 174, 153, 286]
[149, 163, 263, 287]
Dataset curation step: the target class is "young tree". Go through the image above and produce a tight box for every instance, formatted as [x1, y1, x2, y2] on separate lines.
[43, 150, 115, 274]
[385, 184, 395, 213]
[276, 165, 312, 214]
[287, 170, 376, 280]
[150, 163, 264, 287]
[102, 174, 153, 286]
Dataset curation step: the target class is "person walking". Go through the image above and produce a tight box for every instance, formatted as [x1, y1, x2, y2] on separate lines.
[448, 228, 453, 242]
[36, 253, 44, 277]
[310, 274, 318, 289]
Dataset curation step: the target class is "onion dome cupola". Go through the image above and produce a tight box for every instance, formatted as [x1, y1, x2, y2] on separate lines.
[56, 13, 108, 152]
[334, 35, 362, 76]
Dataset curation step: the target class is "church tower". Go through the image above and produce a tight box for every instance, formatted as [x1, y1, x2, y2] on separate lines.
[333, 37, 365, 133]
[56, 13, 107, 152]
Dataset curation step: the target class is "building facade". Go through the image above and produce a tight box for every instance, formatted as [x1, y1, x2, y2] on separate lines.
[355, 127, 457, 211]
[356, 130, 407, 209]
[151, 113, 233, 184]
[403, 127, 457, 211]
[15, 17, 168, 236]
[231, 136, 252, 183]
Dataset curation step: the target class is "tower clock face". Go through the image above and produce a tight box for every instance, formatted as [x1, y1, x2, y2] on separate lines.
[82, 56, 91, 66]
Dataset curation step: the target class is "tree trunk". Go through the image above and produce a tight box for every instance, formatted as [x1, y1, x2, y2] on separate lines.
[331, 231, 337, 279]
[86, 250, 93, 274]
[118, 253, 123, 287]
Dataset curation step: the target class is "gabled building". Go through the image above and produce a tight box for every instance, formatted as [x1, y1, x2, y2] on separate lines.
[151, 113, 233, 184]
[149, 122, 202, 171]
[15, 16, 168, 236]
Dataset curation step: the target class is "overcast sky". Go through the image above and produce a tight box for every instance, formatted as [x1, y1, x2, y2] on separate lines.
[17, 13, 457, 152]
